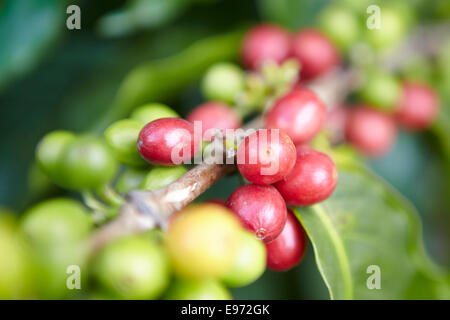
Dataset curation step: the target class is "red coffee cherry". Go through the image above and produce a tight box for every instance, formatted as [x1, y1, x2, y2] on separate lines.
[345, 106, 397, 157]
[266, 209, 306, 271]
[237, 129, 296, 185]
[227, 184, 287, 243]
[241, 24, 291, 70]
[395, 81, 439, 131]
[291, 29, 340, 80]
[138, 118, 198, 166]
[186, 102, 241, 141]
[265, 88, 326, 145]
[275, 146, 338, 206]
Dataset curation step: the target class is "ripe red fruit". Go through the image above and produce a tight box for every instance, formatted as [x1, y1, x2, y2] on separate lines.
[237, 129, 296, 185]
[227, 184, 287, 243]
[345, 106, 397, 157]
[291, 29, 340, 80]
[186, 102, 241, 141]
[395, 82, 439, 131]
[266, 209, 306, 271]
[275, 146, 338, 206]
[241, 24, 291, 70]
[138, 118, 199, 166]
[265, 88, 326, 145]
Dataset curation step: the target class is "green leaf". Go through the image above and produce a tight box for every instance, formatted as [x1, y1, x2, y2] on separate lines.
[0, 0, 66, 91]
[294, 153, 449, 299]
[97, 0, 191, 37]
[257, 0, 329, 29]
[89, 29, 244, 132]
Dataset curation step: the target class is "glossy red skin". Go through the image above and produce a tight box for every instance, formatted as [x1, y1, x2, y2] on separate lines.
[227, 184, 287, 243]
[395, 82, 439, 131]
[237, 129, 296, 185]
[291, 29, 340, 80]
[275, 146, 338, 206]
[241, 24, 292, 70]
[266, 209, 306, 271]
[186, 102, 241, 141]
[137, 118, 198, 166]
[265, 88, 326, 145]
[345, 106, 397, 157]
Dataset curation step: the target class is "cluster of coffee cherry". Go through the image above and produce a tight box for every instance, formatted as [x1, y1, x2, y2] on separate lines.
[126, 24, 342, 295]
[7, 16, 440, 299]
[330, 75, 440, 157]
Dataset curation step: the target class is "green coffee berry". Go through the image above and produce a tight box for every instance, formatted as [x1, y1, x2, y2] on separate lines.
[0, 219, 32, 299]
[130, 103, 179, 124]
[141, 166, 187, 191]
[58, 136, 118, 190]
[36, 130, 76, 183]
[165, 278, 232, 300]
[222, 231, 266, 288]
[359, 71, 401, 111]
[21, 198, 92, 245]
[116, 168, 148, 193]
[365, 4, 412, 50]
[318, 5, 360, 51]
[201, 62, 245, 104]
[93, 236, 170, 300]
[104, 119, 147, 167]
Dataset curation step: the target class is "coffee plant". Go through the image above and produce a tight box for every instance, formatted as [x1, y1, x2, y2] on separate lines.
[0, 0, 449, 300]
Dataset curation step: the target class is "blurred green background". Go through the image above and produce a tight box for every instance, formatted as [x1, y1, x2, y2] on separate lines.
[0, 0, 449, 299]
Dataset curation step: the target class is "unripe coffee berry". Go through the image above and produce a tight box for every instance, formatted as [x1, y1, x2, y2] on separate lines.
[202, 63, 245, 103]
[131, 103, 179, 124]
[359, 71, 401, 112]
[0, 219, 32, 299]
[36, 130, 76, 184]
[291, 29, 340, 80]
[265, 88, 326, 145]
[22, 198, 92, 245]
[138, 118, 199, 165]
[241, 24, 291, 70]
[116, 168, 147, 194]
[365, 4, 411, 50]
[222, 230, 266, 288]
[227, 184, 287, 243]
[318, 5, 360, 51]
[266, 209, 306, 271]
[345, 106, 397, 157]
[165, 279, 231, 300]
[104, 119, 147, 167]
[166, 204, 241, 279]
[141, 166, 187, 191]
[93, 236, 170, 300]
[237, 129, 296, 185]
[395, 81, 439, 130]
[58, 136, 118, 190]
[275, 146, 338, 206]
